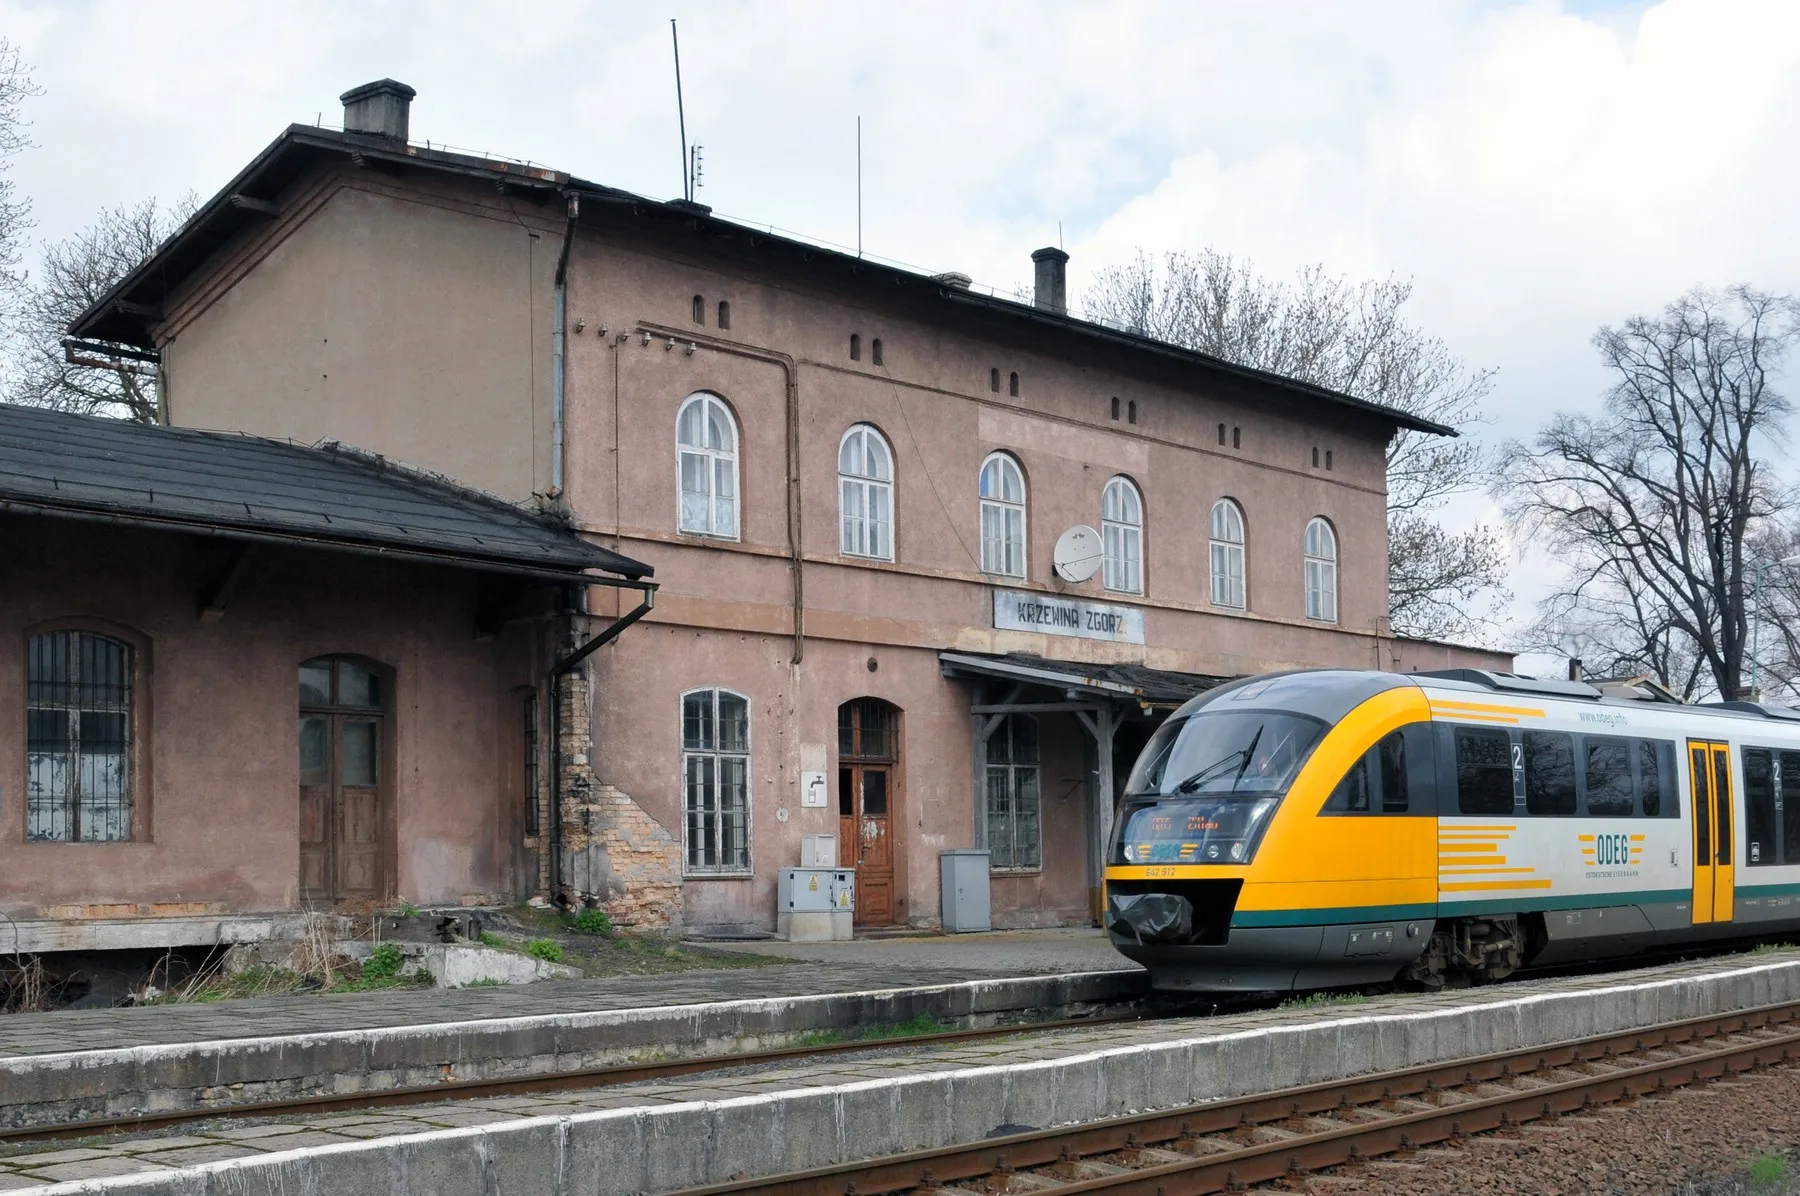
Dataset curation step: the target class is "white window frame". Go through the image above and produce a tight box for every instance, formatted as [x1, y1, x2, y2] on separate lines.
[838, 424, 895, 561]
[680, 687, 753, 877]
[675, 392, 740, 540]
[978, 452, 1027, 578]
[1210, 499, 1247, 610]
[1304, 517, 1338, 622]
[1100, 476, 1143, 594]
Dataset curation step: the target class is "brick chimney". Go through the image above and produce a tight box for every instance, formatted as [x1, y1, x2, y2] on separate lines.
[341, 79, 416, 141]
[1031, 247, 1069, 315]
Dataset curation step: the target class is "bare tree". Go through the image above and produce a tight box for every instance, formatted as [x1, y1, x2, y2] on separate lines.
[5, 195, 196, 423]
[1084, 250, 1506, 644]
[1501, 286, 1800, 701]
[0, 41, 39, 337]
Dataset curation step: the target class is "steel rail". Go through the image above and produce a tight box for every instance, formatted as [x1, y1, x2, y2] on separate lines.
[0, 1010, 1143, 1146]
[667, 998, 1800, 1196]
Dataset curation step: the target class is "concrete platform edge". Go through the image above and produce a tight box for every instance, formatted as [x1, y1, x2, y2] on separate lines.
[13, 956, 1800, 1196]
[0, 969, 1146, 1128]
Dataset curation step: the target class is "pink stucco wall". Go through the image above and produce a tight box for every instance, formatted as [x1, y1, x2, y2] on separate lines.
[0, 514, 543, 921]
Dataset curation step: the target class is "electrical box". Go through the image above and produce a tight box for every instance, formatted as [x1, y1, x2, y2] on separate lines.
[800, 834, 837, 869]
[778, 867, 853, 941]
[939, 850, 991, 933]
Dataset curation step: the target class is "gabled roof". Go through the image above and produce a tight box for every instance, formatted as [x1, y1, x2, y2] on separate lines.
[0, 403, 651, 582]
[69, 125, 1453, 439]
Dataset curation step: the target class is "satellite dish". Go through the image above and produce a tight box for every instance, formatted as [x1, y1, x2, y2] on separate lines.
[1053, 525, 1104, 583]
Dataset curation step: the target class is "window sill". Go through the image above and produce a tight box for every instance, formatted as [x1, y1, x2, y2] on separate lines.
[841, 550, 896, 564]
[682, 870, 754, 881]
[988, 867, 1043, 877]
[677, 529, 742, 544]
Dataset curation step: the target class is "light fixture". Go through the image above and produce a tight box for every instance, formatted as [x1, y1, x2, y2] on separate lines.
[640, 331, 651, 347]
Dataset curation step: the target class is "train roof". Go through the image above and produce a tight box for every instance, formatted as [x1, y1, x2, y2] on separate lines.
[1172, 667, 1800, 730]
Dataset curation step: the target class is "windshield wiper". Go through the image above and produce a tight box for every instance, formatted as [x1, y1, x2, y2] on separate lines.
[1171, 728, 1262, 795]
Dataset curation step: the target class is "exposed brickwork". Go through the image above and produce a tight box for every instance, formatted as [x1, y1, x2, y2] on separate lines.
[555, 654, 683, 930]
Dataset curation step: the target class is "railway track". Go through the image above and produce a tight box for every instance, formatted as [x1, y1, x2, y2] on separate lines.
[0, 1008, 1146, 1147]
[662, 998, 1800, 1196]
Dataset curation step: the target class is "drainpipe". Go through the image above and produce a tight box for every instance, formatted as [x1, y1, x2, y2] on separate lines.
[550, 191, 579, 495]
[635, 321, 805, 664]
[547, 579, 656, 902]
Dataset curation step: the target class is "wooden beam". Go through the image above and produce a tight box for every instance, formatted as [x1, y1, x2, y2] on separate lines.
[972, 702, 1104, 715]
[229, 194, 281, 216]
[196, 544, 249, 622]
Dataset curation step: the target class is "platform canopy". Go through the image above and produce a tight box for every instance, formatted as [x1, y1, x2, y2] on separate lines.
[939, 651, 1233, 918]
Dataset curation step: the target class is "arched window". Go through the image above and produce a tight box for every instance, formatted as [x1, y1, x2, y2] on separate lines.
[1305, 517, 1338, 622]
[1101, 476, 1142, 594]
[1008, 371, 1020, 397]
[1217, 423, 1226, 445]
[850, 334, 861, 361]
[676, 393, 739, 538]
[985, 715, 1040, 871]
[839, 424, 894, 560]
[1210, 499, 1246, 609]
[691, 294, 705, 325]
[1127, 400, 1137, 424]
[681, 688, 751, 874]
[27, 630, 135, 841]
[1232, 426, 1241, 449]
[716, 300, 731, 330]
[978, 452, 1026, 577]
[989, 367, 1000, 393]
[1110, 397, 1121, 421]
[871, 338, 884, 367]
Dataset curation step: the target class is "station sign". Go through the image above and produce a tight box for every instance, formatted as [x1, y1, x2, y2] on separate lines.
[992, 589, 1145, 645]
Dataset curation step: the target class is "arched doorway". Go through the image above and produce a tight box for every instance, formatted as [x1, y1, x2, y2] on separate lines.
[298, 656, 390, 904]
[838, 697, 900, 925]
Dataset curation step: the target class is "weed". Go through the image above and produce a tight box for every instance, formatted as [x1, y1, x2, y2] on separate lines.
[526, 938, 564, 964]
[1279, 990, 1372, 1010]
[479, 930, 505, 949]
[859, 1013, 947, 1040]
[462, 978, 507, 988]
[1750, 1154, 1788, 1186]
[1751, 941, 1798, 954]
[571, 908, 614, 936]
[396, 903, 420, 918]
[362, 943, 405, 980]
[797, 1030, 847, 1046]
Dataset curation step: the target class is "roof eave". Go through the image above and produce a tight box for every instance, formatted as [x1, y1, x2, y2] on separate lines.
[0, 494, 652, 583]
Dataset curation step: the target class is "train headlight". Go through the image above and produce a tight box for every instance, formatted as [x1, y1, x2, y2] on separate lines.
[1123, 844, 1137, 862]
[1230, 842, 1245, 861]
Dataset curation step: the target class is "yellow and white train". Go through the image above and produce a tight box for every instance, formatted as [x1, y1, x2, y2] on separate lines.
[1103, 668, 1800, 992]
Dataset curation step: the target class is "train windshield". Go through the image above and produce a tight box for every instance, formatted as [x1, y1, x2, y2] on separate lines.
[1124, 710, 1328, 799]
[1113, 710, 1328, 866]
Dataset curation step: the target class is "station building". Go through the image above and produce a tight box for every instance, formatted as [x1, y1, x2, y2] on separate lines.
[45, 80, 1510, 941]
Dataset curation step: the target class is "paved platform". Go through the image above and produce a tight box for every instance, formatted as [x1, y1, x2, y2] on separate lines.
[3, 944, 1797, 1193]
[0, 930, 1142, 1131]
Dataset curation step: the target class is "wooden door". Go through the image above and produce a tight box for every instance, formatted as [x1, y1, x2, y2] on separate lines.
[299, 656, 388, 906]
[1688, 740, 1735, 925]
[838, 763, 894, 924]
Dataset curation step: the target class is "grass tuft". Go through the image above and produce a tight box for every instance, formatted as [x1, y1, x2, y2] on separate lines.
[526, 938, 565, 964]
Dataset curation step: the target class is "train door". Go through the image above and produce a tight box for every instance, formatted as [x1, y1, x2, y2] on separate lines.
[1687, 740, 1736, 925]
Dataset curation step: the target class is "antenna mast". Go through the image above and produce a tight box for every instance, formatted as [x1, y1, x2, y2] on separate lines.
[671, 20, 691, 201]
[856, 115, 863, 258]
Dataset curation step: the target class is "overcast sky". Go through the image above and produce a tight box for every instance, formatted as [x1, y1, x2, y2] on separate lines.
[5, 0, 1797, 657]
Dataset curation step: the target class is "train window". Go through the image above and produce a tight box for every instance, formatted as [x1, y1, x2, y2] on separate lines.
[1744, 748, 1779, 867]
[1781, 751, 1800, 864]
[1639, 740, 1674, 817]
[1325, 755, 1371, 813]
[1379, 731, 1407, 813]
[1455, 727, 1514, 815]
[1583, 737, 1634, 816]
[1523, 731, 1577, 816]
[1714, 750, 1732, 865]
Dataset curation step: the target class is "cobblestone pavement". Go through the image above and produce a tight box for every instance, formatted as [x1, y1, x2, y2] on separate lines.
[2, 946, 1793, 1189]
[0, 929, 1133, 1059]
